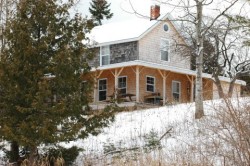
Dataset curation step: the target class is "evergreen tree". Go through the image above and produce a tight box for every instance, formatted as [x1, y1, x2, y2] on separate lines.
[89, 0, 113, 25]
[0, 0, 115, 163]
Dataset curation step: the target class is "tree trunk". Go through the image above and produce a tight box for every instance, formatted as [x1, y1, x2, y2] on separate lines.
[28, 146, 38, 165]
[214, 76, 225, 98]
[228, 78, 237, 98]
[9, 141, 19, 165]
[195, 1, 204, 119]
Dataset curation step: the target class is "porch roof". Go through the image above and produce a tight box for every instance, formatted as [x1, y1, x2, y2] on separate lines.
[91, 60, 246, 86]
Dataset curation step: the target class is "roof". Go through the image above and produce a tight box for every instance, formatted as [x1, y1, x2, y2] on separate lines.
[88, 14, 177, 46]
[91, 60, 246, 86]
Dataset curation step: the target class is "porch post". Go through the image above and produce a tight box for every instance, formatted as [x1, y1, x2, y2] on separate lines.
[136, 66, 140, 103]
[110, 68, 124, 99]
[158, 70, 170, 105]
[163, 76, 166, 105]
[94, 77, 97, 103]
[186, 75, 195, 103]
[93, 70, 103, 103]
[114, 69, 118, 98]
[114, 69, 118, 93]
[190, 76, 194, 102]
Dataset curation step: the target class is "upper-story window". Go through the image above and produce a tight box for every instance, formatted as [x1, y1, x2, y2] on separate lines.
[163, 24, 169, 32]
[100, 45, 110, 66]
[160, 39, 170, 61]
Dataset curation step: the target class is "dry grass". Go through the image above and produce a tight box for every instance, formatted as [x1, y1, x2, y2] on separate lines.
[80, 97, 250, 166]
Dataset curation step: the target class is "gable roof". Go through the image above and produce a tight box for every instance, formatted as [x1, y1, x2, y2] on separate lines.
[88, 14, 179, 46]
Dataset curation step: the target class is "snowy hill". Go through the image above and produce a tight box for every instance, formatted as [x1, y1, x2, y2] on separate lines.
[71, 97, 250, 165]
[1, 97, 249, 165]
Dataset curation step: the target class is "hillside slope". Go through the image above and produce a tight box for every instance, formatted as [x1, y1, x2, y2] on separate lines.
[74, 97, 250, 165]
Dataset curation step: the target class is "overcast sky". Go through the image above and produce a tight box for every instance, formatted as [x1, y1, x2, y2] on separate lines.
[74, 0, 249, 24]
[75, 0, 164, 23]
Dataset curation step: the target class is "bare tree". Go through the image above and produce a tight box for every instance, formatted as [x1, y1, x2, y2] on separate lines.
[206, 17, 250, 98]
[176, 15, 250, 98]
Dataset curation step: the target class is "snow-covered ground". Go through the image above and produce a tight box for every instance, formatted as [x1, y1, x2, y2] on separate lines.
[1, 97, 249, 165]
[70, 97, 249, 165]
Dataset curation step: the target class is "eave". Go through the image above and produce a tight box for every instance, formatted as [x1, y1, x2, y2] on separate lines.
[91, 60, 246, 86]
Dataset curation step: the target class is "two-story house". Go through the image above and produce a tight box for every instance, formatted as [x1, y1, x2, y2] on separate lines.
[87, 13, 245, 106]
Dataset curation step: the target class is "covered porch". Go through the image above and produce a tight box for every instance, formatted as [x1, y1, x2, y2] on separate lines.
[89, 60, 214, 106]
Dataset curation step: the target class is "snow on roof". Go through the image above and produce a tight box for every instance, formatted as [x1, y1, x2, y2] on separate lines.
[88, 16, 165, 46]
[87, 14, 189, 47]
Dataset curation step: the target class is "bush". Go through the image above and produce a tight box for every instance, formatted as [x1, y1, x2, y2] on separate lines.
[47, 146, 82, 165]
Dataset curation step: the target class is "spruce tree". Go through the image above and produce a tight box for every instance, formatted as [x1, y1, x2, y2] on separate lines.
[0, 0, 115, 163]
[89, 0, 113, 25]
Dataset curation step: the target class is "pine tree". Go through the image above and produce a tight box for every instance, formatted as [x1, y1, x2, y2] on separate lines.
[0, 0, 115, 163]
[89, 0, 113, 25]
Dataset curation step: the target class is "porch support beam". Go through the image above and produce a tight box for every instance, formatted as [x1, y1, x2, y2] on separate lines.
[158, 70, 170, 105]
[136, 66, 140, 103]
[186, 75, 194, 102]
[131, 66, 144, 103]
[110, 68, 124, 99]
[163, 76, 166, 105]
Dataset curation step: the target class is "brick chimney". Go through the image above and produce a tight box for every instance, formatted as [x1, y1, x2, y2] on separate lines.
[150, 5, 160, 20]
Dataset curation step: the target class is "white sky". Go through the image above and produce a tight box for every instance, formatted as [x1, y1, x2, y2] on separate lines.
[75, 0, 166, 23]
[74, 0, 249, 24]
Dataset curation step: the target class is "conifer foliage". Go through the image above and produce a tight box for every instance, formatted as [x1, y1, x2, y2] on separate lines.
[89, 0, 113, 25]
[0, 0, 115, 163]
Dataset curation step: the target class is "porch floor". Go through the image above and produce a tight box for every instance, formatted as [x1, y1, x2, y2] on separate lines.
[89, 101, 163, 111]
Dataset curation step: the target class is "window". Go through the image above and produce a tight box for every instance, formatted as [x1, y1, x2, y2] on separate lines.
[100, 46, 110, 66]
[146, 76, 155, 92]
[98, 79, 107, 101]
[172, 81, 181, 102]
[160, 39, 170, 61]
[118, 76, 127, 95]
[163, 24, 169, 32]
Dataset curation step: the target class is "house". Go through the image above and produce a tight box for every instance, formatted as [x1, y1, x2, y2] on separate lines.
[86, 12, 245, 106]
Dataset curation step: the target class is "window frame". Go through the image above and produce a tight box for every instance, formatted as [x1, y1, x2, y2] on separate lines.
[172, 81, 181, 102]
[160, 38, 170, 62]
[146, 76, 155, 93]
[98, 78, 107, 101]
[118, 76, 127, 95]
[100, 45, 110, 66]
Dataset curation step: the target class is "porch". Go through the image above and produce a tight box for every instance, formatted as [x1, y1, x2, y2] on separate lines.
[89, 60, 214, 106]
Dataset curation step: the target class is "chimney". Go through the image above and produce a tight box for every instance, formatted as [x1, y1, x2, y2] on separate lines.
[150, 5, 160, 20]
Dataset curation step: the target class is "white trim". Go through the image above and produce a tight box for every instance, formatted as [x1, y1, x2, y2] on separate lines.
[95, 38, 139, 47]
[91, 60, 246, 86]
[172, 81, 181, 102]
[98, 78, 107, 101]
[146, 75, 155, 92]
